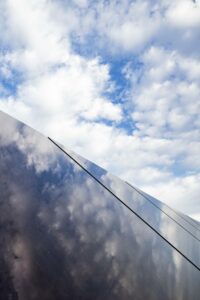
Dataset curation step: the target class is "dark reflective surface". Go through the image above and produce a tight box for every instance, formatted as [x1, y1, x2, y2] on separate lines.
[58, 143, 200, 269]
[0, 110, 200, 300]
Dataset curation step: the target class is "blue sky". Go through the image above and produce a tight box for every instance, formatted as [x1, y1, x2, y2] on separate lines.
[0, 0, 200, 220]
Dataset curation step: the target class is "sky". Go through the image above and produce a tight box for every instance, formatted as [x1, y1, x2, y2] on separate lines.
[0, 0, 200, 220]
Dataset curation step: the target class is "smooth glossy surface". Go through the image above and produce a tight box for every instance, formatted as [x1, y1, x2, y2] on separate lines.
[179, 211, 200, 230]
[134, 187, 200, 238]
[57, 143, 200, 269]
[0, 111, 200, 300]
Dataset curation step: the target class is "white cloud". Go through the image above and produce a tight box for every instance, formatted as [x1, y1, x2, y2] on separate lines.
[75, 0, 161, 53]
[73, 0, 88, 8]
[166, 0, 200, 29]
[0, 0, 200, 221]
[0, 0, 123, 126]
[128, 46, 200, 141]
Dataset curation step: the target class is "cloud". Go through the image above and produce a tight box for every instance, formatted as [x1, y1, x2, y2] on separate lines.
[0, 0, 200, 221]
[129, 46, 200, 138]
[166, 0, 200, 29]
[72, 0, 161, 53]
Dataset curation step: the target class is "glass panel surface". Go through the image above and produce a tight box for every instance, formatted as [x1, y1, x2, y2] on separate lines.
[0, 110, 200, 300]
[179, 212, 200, 230]
[133, 186, 200, 236]
[55, 143, 200, 268]
[61, 144, 200, 236]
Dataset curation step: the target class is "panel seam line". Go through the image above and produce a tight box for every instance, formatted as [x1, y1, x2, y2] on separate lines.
[48, 137, 200, 272]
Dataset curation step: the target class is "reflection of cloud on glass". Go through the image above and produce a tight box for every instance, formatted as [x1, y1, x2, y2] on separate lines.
[0, 111, 58, 173]
[0, 111, 20, 146]
[34, 167, 199, 298]
[62, 147, 200, 270]
[18, 126, 57, 173]
[1, 112, 200, 299]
